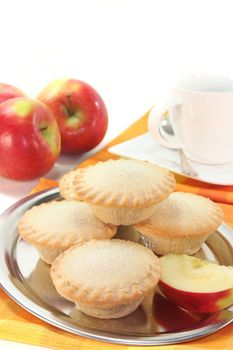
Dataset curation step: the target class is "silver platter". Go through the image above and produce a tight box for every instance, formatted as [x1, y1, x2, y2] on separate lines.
[0, 188, 232, 346]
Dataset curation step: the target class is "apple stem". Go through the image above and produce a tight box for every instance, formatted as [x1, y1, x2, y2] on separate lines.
[66, 94, 75, 116]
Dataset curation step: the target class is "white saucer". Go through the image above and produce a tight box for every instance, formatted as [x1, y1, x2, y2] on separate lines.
[108, 133, 233, 186]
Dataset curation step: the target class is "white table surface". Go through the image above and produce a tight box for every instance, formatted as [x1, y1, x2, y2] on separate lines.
[1, 0, 233, 348]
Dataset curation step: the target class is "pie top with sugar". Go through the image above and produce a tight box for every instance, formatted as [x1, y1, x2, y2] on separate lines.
[135, 192, 223, 237]
[74, 159, 175, 208]
[18, 200, 116, 249]
[50, 239, 160, 306]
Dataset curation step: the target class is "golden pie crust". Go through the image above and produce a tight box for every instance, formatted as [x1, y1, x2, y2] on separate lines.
[73, 159, 175, 225]
[134, 192, 223, 255]
[18, 200, 116, 263]
[74, 159, 175, 208]
[50, 239, 160, 318]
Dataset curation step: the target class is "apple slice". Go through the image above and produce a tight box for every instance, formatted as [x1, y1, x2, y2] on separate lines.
[159, 254, 233, 313]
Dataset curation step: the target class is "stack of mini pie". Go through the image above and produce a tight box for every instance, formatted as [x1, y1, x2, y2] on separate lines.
[18, 159, 223, 319]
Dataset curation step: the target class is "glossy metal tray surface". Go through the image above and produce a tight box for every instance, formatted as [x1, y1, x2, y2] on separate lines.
[0, 188, 232, 346]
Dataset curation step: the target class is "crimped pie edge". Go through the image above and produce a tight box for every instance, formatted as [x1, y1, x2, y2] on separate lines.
[18, 201, 116, 249]
[73, 160, 175, 208]
[59, 169, 81, 200]
[134, 193, 223, 237]
[50, 239, 160, 305]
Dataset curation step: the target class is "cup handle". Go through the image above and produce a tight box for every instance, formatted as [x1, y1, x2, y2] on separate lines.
[148, 103, 185, 149]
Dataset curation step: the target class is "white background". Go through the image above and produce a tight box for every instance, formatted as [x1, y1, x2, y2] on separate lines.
[0, 0, 233, 349]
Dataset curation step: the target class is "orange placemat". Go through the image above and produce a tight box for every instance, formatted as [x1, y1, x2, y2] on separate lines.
[0, 111, 233, 350]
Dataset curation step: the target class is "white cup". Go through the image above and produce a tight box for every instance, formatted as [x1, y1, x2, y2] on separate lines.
[148, 75, 233, 165]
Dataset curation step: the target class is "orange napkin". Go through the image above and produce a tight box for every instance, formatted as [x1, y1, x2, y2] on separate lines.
[0, 111, 233, 350]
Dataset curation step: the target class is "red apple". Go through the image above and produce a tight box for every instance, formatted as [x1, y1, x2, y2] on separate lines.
[0, 97, 61, 180]
[38, 79, 108, 154]
[159, 254, 233, 313]
[0, 83, 25, 104]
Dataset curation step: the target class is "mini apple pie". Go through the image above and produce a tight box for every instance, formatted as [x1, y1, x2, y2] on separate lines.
[50, 239, 160, 319]
[73, 159, 175, 225]
[18, 200, 116, 264]
[134, 192, 223, 255]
